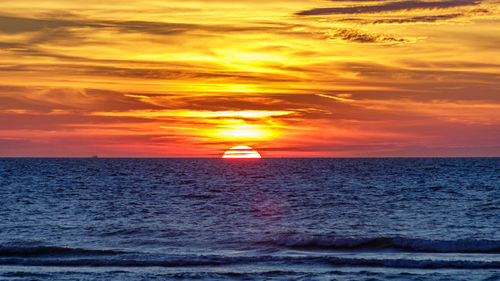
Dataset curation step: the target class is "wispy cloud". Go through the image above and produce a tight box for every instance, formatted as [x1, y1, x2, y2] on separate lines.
[372, 8, 489, 24]
[373, 13, 464, 24]
[323, 28, 411, 43]
[0, 15, 197, 35]
[296, 0, 480, 16]
[0, 14, 303, 39]
[316, 93, 355, 102]
[90, 109, 294, 119]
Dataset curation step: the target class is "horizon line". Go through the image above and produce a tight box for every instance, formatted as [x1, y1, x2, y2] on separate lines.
[1, 156, 498, 159]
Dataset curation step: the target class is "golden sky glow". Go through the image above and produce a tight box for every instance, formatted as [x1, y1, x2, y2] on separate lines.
[0, 0, 499, 156]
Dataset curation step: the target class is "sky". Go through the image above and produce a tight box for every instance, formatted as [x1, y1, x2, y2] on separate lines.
[0, 0, 499, 157]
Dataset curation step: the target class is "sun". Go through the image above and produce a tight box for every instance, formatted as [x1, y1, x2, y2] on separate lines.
[222, 146, 262, 159]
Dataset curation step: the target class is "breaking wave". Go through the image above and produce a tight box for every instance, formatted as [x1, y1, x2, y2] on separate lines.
[0, 246, 123, 257]
[267, 235, 500, 253]
[1, 254, 500, 269]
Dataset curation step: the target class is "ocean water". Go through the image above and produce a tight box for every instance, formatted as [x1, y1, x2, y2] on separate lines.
[0, 158, 499, 280]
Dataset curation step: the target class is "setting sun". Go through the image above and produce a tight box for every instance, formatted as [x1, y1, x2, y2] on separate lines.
[222, 146, 262, 159]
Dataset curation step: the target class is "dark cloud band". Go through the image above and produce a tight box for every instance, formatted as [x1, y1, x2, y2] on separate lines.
[297, 0, 480, 16]
[373, 13, 464, 23]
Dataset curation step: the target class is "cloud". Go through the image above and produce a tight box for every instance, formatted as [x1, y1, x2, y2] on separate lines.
[0, 15, 202, 46]
[372, 9, 489, 24]
[374, 13, 464, 24]
[316, 93, 355, 102]
[0, 15, 196, 35]
[296, 0, 480, 16]
[0, 14, 302, 39]
[0, 86, 165, 113]
[90, 109, 294, 119]
[323, 29, 410, 43]
[328, 0, 389, 1]
[0, 62, 299, 86]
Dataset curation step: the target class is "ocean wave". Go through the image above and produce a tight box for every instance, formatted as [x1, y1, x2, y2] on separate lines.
[1, 255, 500, 269]
[325, 257, 500, 269]
[267, 235, 500, 253]
[0, 246, 123, 257]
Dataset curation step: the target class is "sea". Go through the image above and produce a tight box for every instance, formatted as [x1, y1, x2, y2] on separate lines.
[0, 158, 499, 280]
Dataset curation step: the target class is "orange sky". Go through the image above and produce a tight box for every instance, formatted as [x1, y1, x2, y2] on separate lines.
[1, 0, 499, 157]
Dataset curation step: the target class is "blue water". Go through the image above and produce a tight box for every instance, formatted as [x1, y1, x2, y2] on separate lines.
[0, 158, 499, 280]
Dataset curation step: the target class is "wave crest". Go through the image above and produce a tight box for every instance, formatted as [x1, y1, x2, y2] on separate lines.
[1, 255, 500, 269]
[0, 246, 122, 257]
[268, 235, 500, 253]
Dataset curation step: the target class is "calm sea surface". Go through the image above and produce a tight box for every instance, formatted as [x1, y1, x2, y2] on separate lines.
[0, 158, 499, 280]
